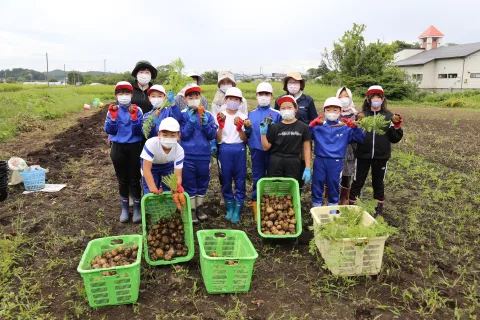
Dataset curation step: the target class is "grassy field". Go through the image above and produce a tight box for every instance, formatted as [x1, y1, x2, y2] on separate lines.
[0, 84, 479, 319]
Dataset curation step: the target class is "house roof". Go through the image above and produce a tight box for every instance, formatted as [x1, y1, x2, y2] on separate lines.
[395, 42, 480, 66]
[419, 25, 444, 38]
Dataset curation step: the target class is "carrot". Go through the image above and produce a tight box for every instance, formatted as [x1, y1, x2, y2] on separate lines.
[197, 106, 205, 124]
[172, 193, 182, 211]
[178, 193, 186, 208]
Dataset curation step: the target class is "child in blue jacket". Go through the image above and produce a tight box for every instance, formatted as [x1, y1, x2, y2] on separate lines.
[246, 82, 281, 220]
[142, 85, 183, 139]
[104, 81, 144, 223]
[309, 97, 366, 207]
[180, 85, 217, 224]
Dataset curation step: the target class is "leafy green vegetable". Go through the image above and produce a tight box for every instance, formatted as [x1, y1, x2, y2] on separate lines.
[165, 58, 190, 95]
[356, 115, 390, 134]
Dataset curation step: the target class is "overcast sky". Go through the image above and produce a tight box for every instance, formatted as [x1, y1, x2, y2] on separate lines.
[1, 0, 479, 75]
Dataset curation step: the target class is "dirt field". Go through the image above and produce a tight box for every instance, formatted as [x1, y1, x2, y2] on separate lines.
[0, 106, 479, 320]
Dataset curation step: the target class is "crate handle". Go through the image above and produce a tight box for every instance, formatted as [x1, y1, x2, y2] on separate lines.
[110, 239, 124, 245]
[270, 179, 284, 183]
[214, 232, 226, 238]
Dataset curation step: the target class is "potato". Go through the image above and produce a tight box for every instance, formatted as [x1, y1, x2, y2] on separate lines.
[266, 207, 274, 214]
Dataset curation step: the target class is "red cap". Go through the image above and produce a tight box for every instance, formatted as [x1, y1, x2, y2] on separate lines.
[185, 85, 201, 96]
[366, 85, 384, 96]
[277, 95, 297, 108]
[115, 81, 133, 92]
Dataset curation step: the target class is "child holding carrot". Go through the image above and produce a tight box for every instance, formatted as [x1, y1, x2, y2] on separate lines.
[309, 97, 366, 207]
[140, 117, 185, 218]
[142, 85, 183, 139]
[215, 87, 248, 224]
[246, 82, 281, 220]
[104, 81, 144, 223]
[180, 85, 217, 224]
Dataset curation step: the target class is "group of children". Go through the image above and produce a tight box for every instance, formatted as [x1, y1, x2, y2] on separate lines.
[105, 73, 404, 225]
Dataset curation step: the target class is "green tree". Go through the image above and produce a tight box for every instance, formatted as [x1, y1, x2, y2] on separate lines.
[67, 72, 84, 85]
[307, 61, 330, 80]
[202, 70, 218, 85]
[17, 77, 26, 83]
[392, 40, 421, 52]
[156, 65, 171, 84]
[48, 78, 57, 82]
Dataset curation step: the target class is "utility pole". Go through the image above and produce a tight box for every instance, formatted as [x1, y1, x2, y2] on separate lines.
[46, 53, 49, 86]
[104, 59, 106, 76]
[73, 69, 75, 85]
[64, 64, 67, 86]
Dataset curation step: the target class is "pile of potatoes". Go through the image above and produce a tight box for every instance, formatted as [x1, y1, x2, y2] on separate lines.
[147, 213, 188, 261]
[89, 244, 139, 276]
[260, 194, 297, 235]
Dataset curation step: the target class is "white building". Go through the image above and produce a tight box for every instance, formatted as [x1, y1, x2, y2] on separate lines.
[395, 26, 480, 93]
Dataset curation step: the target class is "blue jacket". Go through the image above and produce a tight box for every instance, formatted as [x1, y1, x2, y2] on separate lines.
[104, 104, 143, 143]
[180, 110, 218, 161]
[143, 105, 183, 139]
[310, 120, 366, 159]
[247, 105, 282, 150]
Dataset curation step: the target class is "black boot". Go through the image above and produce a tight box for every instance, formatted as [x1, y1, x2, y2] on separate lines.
[375, 202, 384, 218]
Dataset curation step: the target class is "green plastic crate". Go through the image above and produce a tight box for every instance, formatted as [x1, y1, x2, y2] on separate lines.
[141, 192, 194, 265]
[256, 178, 302, 238]
[197, 230, 258, 294]
[77, 235, 142, 308]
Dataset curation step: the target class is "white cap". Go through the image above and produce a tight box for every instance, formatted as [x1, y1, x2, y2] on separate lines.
[323, 97, 342, 109]
[159, 117, 180, 132]
[225, 87, 243, 99]
[147, 84, 167, 96]
[186, 71, 204, 85]
[217, 70, 236, 86]
[256, 82, 273, 94]
[366, 85, 384, 96]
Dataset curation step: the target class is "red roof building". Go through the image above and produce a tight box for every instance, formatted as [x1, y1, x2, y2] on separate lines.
[418, 25, 445, 38]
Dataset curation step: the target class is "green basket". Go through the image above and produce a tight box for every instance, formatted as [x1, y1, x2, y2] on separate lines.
[141, 192, 194, 266]
[77, 235, 142, 308]
[256, 177, 302, 238]
[197, 230, 258, 294]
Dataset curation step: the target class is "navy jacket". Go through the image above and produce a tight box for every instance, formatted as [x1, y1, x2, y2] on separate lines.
[104, 104, 143, 143]
[180, 110, 218, 161]
[247, 105, 282, 151]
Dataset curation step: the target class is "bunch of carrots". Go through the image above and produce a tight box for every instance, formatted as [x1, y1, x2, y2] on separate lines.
[195, 106, 205, 124]
[162, 174, 186, 211]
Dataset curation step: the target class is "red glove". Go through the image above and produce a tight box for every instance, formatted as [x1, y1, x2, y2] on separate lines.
[217, 113, 225, 129]
[108, 104, 118, 120]
[177, 184, 184, 193]
[236, 119, 244, 132]
[309, 115, 324, 128]
[129, 105, 139, 121]
[392, 114, 403, 129]
[341, 118, 357, 129]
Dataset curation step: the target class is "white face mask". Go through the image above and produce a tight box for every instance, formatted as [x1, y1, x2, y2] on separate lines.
[280, 110, 295, 121]
[150, 98, 164, 109]
[160, 137, 177, 149]
[325, 113, 340, 122]
[187, 99, 201, 108]
[287, 83, 301, 95]
[220, 84, 232, 93]
[137, 73, 151, 85]
[371, 100, 383, 109]
[117, 95, 131, 106]
[257, 96, 271, 107]
[226, 100, 240, 110]
[340, 98, 350, 109]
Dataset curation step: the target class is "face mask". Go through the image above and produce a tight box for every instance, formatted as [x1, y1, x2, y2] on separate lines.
[226, 100, 240, 110]
[137, 73, 151, 85]
[280, 110, 295, 121]
[150, 98, 164, 109]
[325, 113, 339, 122]
[117, 95, 131, 106]
[287, 83, 301, 95]
[187, 99, 201, 108]
[371, 100, 383, 109]
[220, 84, 232, 93]
[257, 96, 271, 107]
[160, 137, 177, 149]
[340, 98, 350, 109]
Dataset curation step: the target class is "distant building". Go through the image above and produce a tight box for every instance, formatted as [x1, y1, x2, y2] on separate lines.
[395, 25, 480, 92]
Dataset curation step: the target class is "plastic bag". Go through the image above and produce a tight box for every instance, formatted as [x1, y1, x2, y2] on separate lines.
[92, 98, 100, 107]
[8, 157, 28, 185]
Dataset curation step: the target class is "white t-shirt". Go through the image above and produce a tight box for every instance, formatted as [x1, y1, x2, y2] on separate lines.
[140, 137, 184, 169]
[214, 110, 247, 144]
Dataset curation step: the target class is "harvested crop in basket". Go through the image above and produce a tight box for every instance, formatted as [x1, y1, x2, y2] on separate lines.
[260, 194, 296, 235]
[162, 174, 186, 210]
[88, 244, 140, 276]
[146, 213, 188, 261]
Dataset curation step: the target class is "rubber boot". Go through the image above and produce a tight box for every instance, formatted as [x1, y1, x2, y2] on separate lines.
[374, 201, 384, 218]
[133, 198, 142, 224]
[225, 199, 235, 221]
[251, 201, 258, 222]
[339, 187, 350, 205]
[231, 202, 243, 224]
[196, 196, 208, 221]
[120, 197, 130, 223]
[323, 186, 328, 206]
[190, 196, 198, 225]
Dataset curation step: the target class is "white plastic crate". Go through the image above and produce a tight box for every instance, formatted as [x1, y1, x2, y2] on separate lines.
[310, 205, 388, 276]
